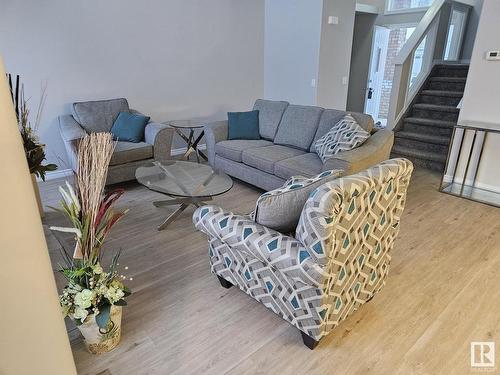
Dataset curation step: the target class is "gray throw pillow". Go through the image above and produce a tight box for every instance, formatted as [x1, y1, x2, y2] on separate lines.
[253, 169, 343, 232]
[314, 114, 370, 162]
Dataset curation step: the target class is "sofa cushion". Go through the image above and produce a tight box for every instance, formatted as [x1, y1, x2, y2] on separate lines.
[311, 109, 373, 152]
[253, 99, 289, 140]
[274, 153, 323, 180]
[314, 114, 371, 162]
[215, 155, 286, 191]
[72, 98, 130, 133]
[253, 170, 342, 232]
[274, 105, 323, 151]
[109, 141, 153, 166]
[111, 111, 150, 142]
[215, 139, 273, 162]
[227, 110, 260, 140]
[242, 145, 304, 174]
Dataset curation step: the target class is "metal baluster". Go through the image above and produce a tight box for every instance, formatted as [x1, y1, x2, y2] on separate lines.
[459, 129, 477, 196]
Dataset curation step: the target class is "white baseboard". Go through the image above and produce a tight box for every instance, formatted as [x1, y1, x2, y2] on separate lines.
[39, 168, 74, 181]
[442, 174, 500, 194]
[42, 144, 207, 181]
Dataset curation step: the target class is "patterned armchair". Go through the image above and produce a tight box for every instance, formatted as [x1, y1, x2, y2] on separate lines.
[193, 158, 413, 349]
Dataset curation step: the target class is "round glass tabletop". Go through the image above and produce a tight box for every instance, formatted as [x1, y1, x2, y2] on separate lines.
[135, 161, 233, 198]
[166, 119, 206, 129]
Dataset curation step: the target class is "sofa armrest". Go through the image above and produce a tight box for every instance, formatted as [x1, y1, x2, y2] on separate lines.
[193, 205, 329, 287]
[58, 115, 87, 171]
[322, 129, 394, 175]
[58, 115, 86, 142]
[203, 120, 228, 167]
[144, 122, 174, 163]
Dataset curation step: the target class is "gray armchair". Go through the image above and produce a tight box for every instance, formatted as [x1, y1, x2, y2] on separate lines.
[58, 98, 174, 185]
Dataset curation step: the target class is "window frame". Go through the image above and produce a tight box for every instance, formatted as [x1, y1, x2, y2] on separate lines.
[384, 0, 432, 15]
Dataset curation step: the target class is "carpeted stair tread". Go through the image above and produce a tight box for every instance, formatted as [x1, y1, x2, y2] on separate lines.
[413, 103, 459, 112]
[392, 145, 447, 163]
[394, 63, 468, 172]
[395, 131, 450, 145]
[404, 117, 456, 128]
[420, 90, 464, 97]
[391, 151, 445, 172]
[430, 76, 466, 83]
[435, 63, 469, 68]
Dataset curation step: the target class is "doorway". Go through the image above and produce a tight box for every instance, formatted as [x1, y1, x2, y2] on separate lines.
[365, 26, 390, 126]
[364, 24, 418, 127]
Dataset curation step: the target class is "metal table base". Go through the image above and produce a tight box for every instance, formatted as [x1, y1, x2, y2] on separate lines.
[153, 196, 212, 230]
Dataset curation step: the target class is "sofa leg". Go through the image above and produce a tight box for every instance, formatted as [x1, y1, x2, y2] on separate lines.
[301, 331, 320, 350]
[217, 275, 233, 289]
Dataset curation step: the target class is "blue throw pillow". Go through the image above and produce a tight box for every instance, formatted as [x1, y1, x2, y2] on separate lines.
[111, 111, 150, 143]
[227, 110, 260, 140]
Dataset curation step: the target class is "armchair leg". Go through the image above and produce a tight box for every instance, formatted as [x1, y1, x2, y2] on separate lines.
[217, 275, 233, 289]
[301, 331, 320, 350]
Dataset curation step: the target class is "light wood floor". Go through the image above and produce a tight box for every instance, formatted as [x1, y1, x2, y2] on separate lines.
[40, 168, 500, 375]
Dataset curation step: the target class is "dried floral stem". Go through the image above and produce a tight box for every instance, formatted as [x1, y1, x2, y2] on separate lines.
[76, 133, 115, 260]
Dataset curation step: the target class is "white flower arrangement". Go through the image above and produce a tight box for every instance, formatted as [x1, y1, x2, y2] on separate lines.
[59, 260, 131, 326]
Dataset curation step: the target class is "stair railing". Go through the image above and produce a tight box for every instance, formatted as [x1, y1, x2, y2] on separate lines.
[387, 0, 472, 130]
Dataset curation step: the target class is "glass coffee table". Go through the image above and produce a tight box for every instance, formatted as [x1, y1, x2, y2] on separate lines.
[136, 161, 233, 230]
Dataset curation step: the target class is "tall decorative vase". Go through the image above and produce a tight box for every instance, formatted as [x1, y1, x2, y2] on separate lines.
[30, 173, 44, 218]
[77, 305, 122, 354]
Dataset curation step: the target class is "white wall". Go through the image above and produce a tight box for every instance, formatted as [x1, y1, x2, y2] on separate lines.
[317, 0, 357, 109]
[449, 0, 500, 192]
[264, 0, 356, 109]
[0, 0, 264, 168]
[264, 0, 323, 105]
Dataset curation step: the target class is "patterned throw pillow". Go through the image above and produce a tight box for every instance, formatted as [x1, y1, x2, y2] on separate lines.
[314, 114, 370, 162]
[253, 169, 343, 233]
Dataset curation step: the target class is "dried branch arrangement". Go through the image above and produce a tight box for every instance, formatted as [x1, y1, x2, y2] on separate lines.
[7, 73, 57, 180]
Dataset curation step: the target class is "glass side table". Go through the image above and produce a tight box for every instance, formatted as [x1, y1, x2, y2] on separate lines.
[166, 119, 208, 163]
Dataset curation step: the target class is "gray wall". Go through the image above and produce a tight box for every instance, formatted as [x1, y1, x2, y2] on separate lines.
[316, 0, 357, 109]
[0, 0, 265, 168]
[264, 0, 323, 105]
[346, 12, 378, 113]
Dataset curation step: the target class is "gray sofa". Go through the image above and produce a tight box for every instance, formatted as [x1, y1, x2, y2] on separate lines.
[58, 98, 174, 185]
[204, 99, 394, 191]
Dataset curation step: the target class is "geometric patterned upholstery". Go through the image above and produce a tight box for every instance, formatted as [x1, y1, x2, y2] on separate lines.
[314, 114, 371, 162]
[193, 158, 413, 341]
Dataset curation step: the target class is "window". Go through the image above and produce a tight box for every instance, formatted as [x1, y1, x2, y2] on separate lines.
[386, 0, 434, 12]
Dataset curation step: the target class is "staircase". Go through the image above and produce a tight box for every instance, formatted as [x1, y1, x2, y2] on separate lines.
[391, 63, 469, 172]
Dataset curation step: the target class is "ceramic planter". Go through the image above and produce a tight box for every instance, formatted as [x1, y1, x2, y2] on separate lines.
[77, 305, 122, 354]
